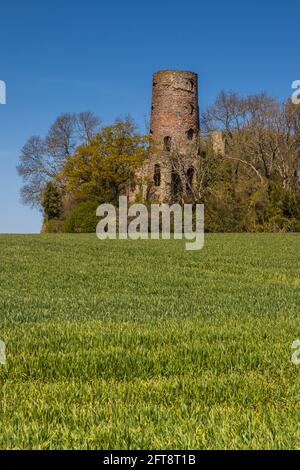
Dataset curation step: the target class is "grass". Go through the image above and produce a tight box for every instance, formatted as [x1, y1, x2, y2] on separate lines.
[0, 233, 300, 449]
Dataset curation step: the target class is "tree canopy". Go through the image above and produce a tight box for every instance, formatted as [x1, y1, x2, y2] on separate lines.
[59, 118, 149, 205]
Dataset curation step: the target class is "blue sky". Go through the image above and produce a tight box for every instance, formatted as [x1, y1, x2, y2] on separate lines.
[0, 0, 299, 233]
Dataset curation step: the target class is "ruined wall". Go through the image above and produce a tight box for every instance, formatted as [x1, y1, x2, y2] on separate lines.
[211, 130, 226, 157]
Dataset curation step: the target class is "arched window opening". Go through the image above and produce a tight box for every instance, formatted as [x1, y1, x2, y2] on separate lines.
[186, 128, 194, 140]
[163, 136, 172, 152]
[224, 137, 228, 154]
[154, 164, 161, 187]
[171, 170, 182, 203]
[186, 167, 194, 193]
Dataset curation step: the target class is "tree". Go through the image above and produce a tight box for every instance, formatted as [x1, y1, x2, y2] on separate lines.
[17, 112, 101, 207]
[201, 91, 300, 188]
[41, 182, 62, 221]
[59, 117, 150, 205]
[17, 136, 53, 206]
[200, 91, 300, 231]
[63, 201, 99, 233]
[77, 111, 102, 144]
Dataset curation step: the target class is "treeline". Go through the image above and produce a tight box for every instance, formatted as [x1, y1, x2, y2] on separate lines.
[200, 92, 300, 231]
[17, 115, 150, 233]
[17, 92, 300, 233]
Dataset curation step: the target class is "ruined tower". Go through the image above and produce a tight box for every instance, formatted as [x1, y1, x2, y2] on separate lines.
[144, 70, 200, 203]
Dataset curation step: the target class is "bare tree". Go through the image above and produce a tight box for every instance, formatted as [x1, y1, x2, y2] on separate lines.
[202, 91, 300, 188]
[77, 111, 101, 144]
[17, 111, 101, 207]
[168, 135, 217, 204]
[277, 101, 300, 190]
[17, 136, 55, 206]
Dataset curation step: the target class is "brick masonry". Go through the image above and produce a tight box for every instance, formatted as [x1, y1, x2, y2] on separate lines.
[129, 70, 200, 203]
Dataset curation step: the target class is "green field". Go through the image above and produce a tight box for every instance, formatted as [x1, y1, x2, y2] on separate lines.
[0, 233, 300, 449]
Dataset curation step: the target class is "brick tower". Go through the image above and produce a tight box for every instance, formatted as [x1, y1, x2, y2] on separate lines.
[143, 70, 199, 203]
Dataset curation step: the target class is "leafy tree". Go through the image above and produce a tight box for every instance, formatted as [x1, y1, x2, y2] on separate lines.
[41, 182, 62, 221]
[60, 117, 150, 205]
[63, 201, 99, 233]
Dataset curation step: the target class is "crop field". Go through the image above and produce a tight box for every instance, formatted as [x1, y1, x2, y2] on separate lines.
[0, 233, 300, 449]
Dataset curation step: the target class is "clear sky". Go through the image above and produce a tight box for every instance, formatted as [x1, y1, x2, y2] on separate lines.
[0, 0, 299, 233]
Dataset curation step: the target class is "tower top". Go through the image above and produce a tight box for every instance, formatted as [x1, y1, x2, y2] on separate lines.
[153, 69, 197, 75]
